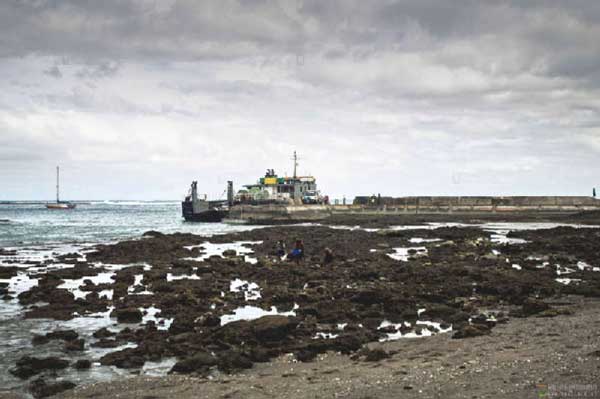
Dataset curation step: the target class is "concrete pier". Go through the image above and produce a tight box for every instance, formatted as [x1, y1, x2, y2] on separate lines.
[344, 196, 600, 214]
[225, 197, 600, 224]
[226, 204, 331, 224]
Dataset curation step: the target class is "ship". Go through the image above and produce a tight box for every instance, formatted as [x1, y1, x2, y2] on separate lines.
[233, 152, 325, 205]
[46, 166, 76, 210]
[181, 181, 232, 222]
[182, 152, 329, 223]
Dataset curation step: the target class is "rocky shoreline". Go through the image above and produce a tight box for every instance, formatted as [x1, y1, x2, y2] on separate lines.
[54, 295, 600, 399]
[1, 213, 600, 398]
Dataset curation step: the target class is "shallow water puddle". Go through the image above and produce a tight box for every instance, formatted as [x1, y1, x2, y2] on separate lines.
[555, 278, 582, 285]
[220, 304, 299, 326]
[127, 274, 153, 295]
[140, 306, 173, 331]
[58, 272, 115, 299]
[313, 332, 339, 339]
[97, 262, 152, 271]
[555, 265, 576, 276]
[0, 243, 93, 267]
[65, 306, 115, 335]
[387, 247, 427, 262]
[0, 272, 39, 296]
[378, 319, 452, 341]
[490, 233, 527, 245]
[183, 241, 262, 264]
[577, 261, 600, 272]
[230, 278, 261, 301]
[166, 272, 200, 281]
[98, 289, 113, 300]
[391, 223, 472, 231]
[409, 237, 442, 244]
[90, 342, 138, 360]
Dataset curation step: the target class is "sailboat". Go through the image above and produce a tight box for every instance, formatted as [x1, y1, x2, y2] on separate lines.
[46, 166, 76, 210]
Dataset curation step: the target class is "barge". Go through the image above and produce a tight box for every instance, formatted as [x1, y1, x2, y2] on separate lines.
[181, 181, 231, 222]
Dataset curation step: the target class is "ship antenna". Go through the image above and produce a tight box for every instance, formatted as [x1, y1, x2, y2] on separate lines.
[292, 151, 299, 179]
[56, 166, 60, 203]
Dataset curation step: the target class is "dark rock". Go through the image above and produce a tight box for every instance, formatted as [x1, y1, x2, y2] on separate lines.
[251, 315, 297, 341]
[100, 348, 145, 369]
[216, 315, 298, 344]
[0, 266, 19, 279]
[10, 356, 70, 379]
[91, 338, 121, 348]
[143, 230, 165, 238]
[74, 359, 92, 369]
[222, 249, 237, 257]
[47, 330, 79, 341]
[32, 334, 50, 346]
[29, 378, 76, 399]
[0, 247, 17, 255]
[295, 350, 318, 362]
[521, 298, 550, 316]
[452, 324, 491, 339]
[218, 350, 253, 371]
[111, 307, 143, 323]
[64, 338, 85, 352]
[31, 330, 79, 346]
[364, 348, 391, 362]
[170, 352, 218, 373]
[92, 327, 115, 339]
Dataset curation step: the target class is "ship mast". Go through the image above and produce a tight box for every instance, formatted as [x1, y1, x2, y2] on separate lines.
[56, 166, 60, 203]
[292, 151, 298, 179]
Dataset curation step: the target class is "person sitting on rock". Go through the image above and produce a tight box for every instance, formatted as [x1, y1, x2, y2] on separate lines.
[275, 240, 286, 258]
[288, 239, 304, 263]
[323, 247, 334, 264]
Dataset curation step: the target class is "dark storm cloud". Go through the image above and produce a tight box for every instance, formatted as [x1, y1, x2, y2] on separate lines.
[1, 0, 598, 88]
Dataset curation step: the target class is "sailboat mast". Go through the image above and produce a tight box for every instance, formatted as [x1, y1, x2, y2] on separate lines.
[56, 166, 60, 203]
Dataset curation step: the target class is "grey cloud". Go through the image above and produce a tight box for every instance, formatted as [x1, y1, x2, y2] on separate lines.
[43, 65, 62, 78]
[75, 61, 120, 80]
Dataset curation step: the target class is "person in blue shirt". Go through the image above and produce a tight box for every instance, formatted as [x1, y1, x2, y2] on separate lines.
[288, 239, 304, 263]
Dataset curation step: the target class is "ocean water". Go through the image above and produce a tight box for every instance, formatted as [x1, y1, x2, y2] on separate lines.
[0, 201, 256, 248]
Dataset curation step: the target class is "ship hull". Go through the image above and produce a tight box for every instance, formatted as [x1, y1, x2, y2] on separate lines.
[46, 203, 76, 210]
[182, 201, 227, 222]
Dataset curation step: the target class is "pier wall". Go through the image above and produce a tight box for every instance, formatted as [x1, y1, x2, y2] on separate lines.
[228, 197, 600, 223]
[341, 196, 600, 214]
[228, 204, 331, 223]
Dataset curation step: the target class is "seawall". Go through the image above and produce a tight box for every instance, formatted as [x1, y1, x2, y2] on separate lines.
[344, 196, 600, 214]
[227, 204, 331, 223]
[226, 197, 600, 223]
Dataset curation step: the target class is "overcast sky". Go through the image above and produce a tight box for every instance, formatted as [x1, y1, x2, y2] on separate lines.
[1, 0, 599, 200]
